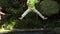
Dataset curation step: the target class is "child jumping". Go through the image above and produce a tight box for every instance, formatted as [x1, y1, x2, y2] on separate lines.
[19, 0, 47, 20]
[0, 7, 5, 20]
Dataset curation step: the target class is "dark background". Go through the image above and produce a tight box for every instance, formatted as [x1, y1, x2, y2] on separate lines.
[0, 0, 60, 33]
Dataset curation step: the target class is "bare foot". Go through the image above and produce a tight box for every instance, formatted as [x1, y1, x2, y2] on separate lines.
[19, 17, 23, 20]
[42, 17, 47, 20]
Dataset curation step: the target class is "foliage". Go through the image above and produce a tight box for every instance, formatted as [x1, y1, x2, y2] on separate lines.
[39, 0, 59, 16]
[0, 0, 60, 30]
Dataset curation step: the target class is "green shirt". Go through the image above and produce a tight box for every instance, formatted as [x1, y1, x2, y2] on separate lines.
[27, 0, 38, 9]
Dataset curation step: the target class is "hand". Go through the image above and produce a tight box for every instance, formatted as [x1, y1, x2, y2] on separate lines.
[27, 3, 33, 8]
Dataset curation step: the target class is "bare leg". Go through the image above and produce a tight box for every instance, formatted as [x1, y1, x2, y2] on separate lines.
[0, 12, 5, 20]
[33, 9, 47, 20]
[0, 12, 5, 15]
[19, 9, 31, 20]
[0, 15, 1, 20]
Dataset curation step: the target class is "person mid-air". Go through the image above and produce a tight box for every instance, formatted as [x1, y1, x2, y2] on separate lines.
[19, 0, 47, 20]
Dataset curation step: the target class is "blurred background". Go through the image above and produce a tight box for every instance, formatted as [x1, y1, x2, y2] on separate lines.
[0, 0, 60, 33]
